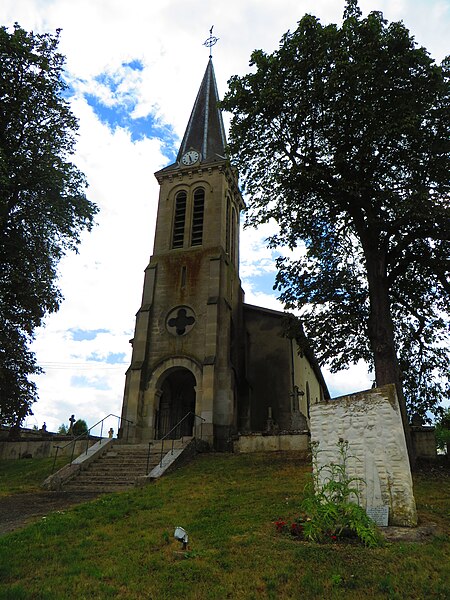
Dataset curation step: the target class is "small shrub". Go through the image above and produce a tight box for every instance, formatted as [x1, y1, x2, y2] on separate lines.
[301, 440, 381, 547]
[435, 408, 450, 454]
[275, 439, 382, 547]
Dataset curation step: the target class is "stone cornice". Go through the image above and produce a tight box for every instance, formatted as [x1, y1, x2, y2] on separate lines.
[155, 161, 244, 210]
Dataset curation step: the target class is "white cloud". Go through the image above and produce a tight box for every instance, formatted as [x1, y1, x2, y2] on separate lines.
[1, 0, 447, 430]
[323, 362, 374, 399]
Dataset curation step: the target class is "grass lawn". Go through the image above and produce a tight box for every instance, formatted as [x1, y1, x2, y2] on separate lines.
[0, 456, 69, 497]
[0, 452, 449, 599]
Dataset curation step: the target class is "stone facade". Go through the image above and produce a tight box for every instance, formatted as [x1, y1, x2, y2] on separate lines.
[310, 384, 417, 527]
[242, 305, 323, 433]
[121, 160, 245, 449]
[120, 59, 328, 449]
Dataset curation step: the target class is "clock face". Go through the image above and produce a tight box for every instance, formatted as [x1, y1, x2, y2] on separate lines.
[181, 150, 200, 166]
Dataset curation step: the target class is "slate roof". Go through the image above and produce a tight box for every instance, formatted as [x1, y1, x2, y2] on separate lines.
[176, 58, 227, 165]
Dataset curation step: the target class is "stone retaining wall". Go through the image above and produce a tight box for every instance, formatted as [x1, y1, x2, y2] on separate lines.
[234, 432, 309, 455]
[0, 438, 99, 460]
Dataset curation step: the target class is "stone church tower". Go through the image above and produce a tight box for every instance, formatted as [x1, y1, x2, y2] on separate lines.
[121, 59, 328, 450]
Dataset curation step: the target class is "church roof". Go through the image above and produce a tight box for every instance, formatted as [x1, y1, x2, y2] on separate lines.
[176, 58, 227, 165]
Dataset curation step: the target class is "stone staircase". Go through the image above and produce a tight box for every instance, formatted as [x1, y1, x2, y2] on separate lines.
[62, 439, 189, 493]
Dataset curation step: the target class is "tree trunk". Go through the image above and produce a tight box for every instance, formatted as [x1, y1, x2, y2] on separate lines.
[365, 249, 416, 467]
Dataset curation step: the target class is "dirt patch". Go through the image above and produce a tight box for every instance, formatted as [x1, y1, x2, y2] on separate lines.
[381, 523, 441, 542]
[0, 491, 103, 536]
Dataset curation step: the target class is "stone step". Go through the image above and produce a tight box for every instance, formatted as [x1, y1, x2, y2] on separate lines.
[76, 467, 158, 478]
[95, 459, 155, 466]
[98, 459, 166, 466]
[64, 483, 133, 493]
[81, 463, 155, 471]
[75, 462, 160, 477]
[99, 454, 164, 461]
[98, 453, 160, 460]
[112, 437, 188, 452]
[64, 474, 144, 486]
[63, 438, 191, 491]
[71, 468, 145, 477]
[67, 478, 141, 486]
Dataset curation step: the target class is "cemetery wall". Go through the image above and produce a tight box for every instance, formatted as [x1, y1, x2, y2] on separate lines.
[0, 438, 99, 460]
[234, 432, 309, 454]
[411, 426, 437, 459]
[310, 384, 417, 527]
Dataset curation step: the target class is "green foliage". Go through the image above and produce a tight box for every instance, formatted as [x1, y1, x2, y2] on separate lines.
[0, 24, 98, 427]
[57, 423, 68, 435]
[222, 0, 450, 420]
[435, 408, 450, 453]
[72, 419, 88, 436]
[299, 440, 381, 547]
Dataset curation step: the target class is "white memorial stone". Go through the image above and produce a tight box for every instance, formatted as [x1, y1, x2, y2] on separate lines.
[310, 384, 417, 527]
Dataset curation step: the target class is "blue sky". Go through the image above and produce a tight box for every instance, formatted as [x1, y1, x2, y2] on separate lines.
[1, 0, 448, 432]
[82, 60, 179, 160]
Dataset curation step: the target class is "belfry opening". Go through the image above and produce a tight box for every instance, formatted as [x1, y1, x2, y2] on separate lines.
[155, 368, 196, 439]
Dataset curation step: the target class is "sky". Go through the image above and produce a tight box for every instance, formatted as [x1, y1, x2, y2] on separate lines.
[1, 0, 449, 434]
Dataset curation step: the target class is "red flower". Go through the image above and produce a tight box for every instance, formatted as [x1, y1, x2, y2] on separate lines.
[275, 519, 287, 532]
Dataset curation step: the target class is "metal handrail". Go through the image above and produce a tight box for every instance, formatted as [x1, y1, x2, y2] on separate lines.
[51, 413, 133, 473]
[146, 441, 153, 475]
[159, 411, 205, 468]
[145, 411, 205, 474]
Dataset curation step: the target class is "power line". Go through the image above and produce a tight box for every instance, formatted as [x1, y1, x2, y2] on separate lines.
[39, 362, 128, 370]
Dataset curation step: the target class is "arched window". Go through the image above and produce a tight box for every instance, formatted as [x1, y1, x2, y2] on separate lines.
[191, 187, 205, 246]
[225, 197, 231, 254]
[306, 381, 311, 419]
[172, 191, 187, 248]
[231, 207, 237, 264]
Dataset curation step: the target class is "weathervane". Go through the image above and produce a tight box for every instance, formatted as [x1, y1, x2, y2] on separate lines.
[203, 25, 219, 59]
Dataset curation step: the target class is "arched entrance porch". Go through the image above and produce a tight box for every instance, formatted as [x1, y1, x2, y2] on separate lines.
[155, 368, 196, 439]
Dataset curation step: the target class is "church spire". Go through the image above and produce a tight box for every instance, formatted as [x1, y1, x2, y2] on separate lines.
[176, 59, 227, 165]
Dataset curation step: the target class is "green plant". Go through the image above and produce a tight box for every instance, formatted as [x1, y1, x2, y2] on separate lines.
[183, 550, 200, 559]
[298, 439, 381, 547]
[330, 573, 343, 588]
[435, 408, 450, 455]
[73, 419, 88, 436]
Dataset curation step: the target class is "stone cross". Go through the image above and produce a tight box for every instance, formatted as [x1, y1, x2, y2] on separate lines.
[68, 414, 76, 435]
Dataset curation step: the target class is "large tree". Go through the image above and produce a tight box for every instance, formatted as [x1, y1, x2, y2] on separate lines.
[0, 24, 98, 430]
[222, 1, 449, 437]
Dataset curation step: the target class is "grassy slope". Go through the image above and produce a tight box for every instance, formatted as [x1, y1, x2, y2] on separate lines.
[0, 453, 449, 600]
[0, 456, 69, 496]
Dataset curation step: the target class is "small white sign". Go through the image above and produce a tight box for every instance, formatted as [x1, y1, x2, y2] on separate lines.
[367, 505, 389, 527]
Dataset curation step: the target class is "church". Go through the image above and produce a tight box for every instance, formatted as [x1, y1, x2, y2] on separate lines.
[120, 59, 329, 450]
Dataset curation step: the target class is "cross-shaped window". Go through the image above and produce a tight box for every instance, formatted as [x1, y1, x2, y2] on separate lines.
[166, 306, 196, 336]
